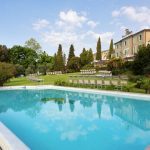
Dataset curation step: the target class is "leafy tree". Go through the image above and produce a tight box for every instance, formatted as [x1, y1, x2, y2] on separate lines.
[108, 39, 114, 59]
[67, 57, 80, 72]
[132, 45, 150, 75]
[80, 48, 93, 67]
[0, 45, 9, 62]
[25, 38, 42, 54]
[15, 64, 25, 77]
[87, 48, 94, 63]
[96, 37, 101, 60]
[37, 51, 54, 74]
[80, 48, 89, 67]
[38, 51, 53, 64]
[0, 62, 16, 86]
[9, 45, 38, 69]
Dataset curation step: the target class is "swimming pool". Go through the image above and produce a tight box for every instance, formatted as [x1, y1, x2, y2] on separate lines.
[0, 88, 150, 150]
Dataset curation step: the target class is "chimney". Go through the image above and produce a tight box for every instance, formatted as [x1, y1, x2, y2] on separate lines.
[122, 29, 132, 38]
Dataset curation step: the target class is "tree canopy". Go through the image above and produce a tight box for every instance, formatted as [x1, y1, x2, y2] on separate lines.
[0, 45, 9, 62]
[9, 45, 38, 69]
[132, 44, 150, 75]
[25, 38, 42, 54]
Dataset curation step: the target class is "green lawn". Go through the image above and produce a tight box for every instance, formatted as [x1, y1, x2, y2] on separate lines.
[4, 73, 79, 86]
[4, 73, 146, 94]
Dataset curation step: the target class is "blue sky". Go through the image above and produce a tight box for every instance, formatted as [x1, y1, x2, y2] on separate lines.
[0, 0, 150, 55]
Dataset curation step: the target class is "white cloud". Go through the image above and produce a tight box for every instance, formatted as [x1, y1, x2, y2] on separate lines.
[59, 10, 87, 27]
[32, 19, 50, 30]
[87, 20, 98, 28]
[33, 10, 114, 54]
[112, 6, 150, 25]
[41, 31, 78, 46]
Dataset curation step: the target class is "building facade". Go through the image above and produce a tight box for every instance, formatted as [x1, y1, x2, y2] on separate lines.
[114, 29, 150, 61]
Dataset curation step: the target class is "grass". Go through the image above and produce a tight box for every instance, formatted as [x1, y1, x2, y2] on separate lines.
[4, 73, 79, 86]
[4, 73, 146, 94]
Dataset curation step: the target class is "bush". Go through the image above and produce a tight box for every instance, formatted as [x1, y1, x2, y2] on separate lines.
[128, 74, 143, 83]
[15, 64, 25, 77]
[144, 65, 150, 75]
[82, 64, 94, 69]
[141, 79, 150, 94]
[54, 80, 68, 86]
[132, 45, 150, 75]
[0, 62, 16, 86]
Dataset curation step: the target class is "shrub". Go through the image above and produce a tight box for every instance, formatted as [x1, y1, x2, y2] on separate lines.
[123, 84, 134, 92]
[0, 62, 16, 86]
[141, 79, 150, 94]
[54, 80, 68, 86]
[132, 45, 150, 75]
[128, 74, 143, 83]
[144, 65, 150, 75]
[82, 64, 94, 70]
[15, 64, 25, 77]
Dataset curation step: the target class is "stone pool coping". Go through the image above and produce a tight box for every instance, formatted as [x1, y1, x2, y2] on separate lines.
[0, 122, 30, 150]
[0, 85, 150, 101]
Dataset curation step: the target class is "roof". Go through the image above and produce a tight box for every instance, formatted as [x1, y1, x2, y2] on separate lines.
[114, 29, 150, 45]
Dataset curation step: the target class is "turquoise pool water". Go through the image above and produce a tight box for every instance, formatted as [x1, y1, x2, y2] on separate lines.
[0, 89, 150, 150]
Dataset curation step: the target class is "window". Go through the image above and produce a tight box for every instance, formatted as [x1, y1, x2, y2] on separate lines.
[139, 35, 142, 41]
[124, 41, 127, 46]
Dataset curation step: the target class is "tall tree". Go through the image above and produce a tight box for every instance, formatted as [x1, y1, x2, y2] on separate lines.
[96, 37, 101, 60]
[87, 48, 94, 63]
[25, 38, 42, 54]
[56, 44, 65, 71]
[67, 44, 75, 70]
[0, 45, 9, 62]
[108, 39, 114, 59]
[68, 44, 75, 62]
[80, 48, 88, 67]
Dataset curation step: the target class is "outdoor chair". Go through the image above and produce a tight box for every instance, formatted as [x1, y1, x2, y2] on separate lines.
[89, 80, 96, 88]
[103, 80, 111, 88]
[78, 80, 84, 86]
[111, 80, 119, 90]
[84, 79, 89, 85]
[96, 80, 103, 88]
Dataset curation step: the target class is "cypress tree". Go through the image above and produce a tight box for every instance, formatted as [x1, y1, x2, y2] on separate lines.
[108, 39, 114, 59]
[68, 44, 75, 62]
[56, 44, 65, 71]
[96, 37, 102, 60]
[67, 44, 75, 69]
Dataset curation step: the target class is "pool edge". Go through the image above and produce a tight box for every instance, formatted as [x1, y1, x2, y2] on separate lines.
[0, 85, 150, 101]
